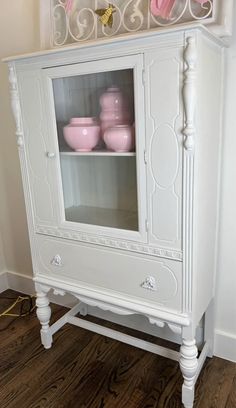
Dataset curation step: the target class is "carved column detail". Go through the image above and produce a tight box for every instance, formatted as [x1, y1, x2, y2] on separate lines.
[8, 63, 24, 148]
[180, 339, 198, 408]
[183, 36, 197, 151]
[36, 291, 52, 349]
[182, 36, 197, 313]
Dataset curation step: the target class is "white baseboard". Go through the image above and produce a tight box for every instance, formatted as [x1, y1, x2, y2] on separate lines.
[0, 270, 235, 362]
[214, 330, 236, 363]
[0, 271, 8, 293]
[2, 270, 77, 308]
[6, 270, 35, 294]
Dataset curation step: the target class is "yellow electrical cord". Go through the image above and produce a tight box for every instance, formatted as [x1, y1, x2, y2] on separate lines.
[0, 295, 36, 318]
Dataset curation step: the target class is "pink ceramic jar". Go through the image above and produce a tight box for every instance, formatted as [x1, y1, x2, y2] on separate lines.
[63, 117, 100, 152]
[99, 86, 131, 135]
[100, 86, 126, 111]
[69, 117, 98, 125]
[104, 125, 135, 153]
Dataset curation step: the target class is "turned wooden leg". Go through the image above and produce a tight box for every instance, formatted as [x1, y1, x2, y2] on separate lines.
[36, 291, 52, 349]
[180, 338, 198, 408]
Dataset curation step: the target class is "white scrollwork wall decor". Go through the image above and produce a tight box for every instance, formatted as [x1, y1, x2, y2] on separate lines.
[48, 0, 214, 47]
[53, 288, 66, 296]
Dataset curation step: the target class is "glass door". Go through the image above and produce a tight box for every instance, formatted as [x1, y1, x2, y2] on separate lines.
[43, 54, 147, 242]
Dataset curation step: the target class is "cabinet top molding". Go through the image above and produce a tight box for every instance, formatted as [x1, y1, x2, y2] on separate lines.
[3, 24, 224, 64]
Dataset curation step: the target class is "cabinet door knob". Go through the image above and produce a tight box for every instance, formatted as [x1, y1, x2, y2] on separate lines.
[46, 152, 55, 158]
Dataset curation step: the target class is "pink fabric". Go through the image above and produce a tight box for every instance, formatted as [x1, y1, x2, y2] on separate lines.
[65, 0, 73, 13]
[150, 0, 176, 19]
[194, 0, 209, 3]
[150, 0, 209, 19]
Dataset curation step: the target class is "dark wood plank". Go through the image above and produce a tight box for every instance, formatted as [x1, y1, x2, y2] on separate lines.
[194, 357, 236, 408]
[0, 290, 235, 408]
[226, 371, 236, 408]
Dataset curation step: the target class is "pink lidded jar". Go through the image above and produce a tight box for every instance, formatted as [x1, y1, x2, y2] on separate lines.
[100, 86, 126, 112]
[99, 86, 131, 136]
[69, 117, 98, 125]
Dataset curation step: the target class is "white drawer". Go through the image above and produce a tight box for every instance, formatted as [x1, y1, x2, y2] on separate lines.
[35, 236, 182, 313]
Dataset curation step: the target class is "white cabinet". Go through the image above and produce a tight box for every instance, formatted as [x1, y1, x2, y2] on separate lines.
[5, 26, 223, 408]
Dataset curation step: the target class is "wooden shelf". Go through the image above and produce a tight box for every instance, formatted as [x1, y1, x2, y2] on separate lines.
[60, 150, 136, 157]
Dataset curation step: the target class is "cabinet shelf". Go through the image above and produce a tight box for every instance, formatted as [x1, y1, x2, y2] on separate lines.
[65, 205, 138, 231]
[60, 150, 136, 157]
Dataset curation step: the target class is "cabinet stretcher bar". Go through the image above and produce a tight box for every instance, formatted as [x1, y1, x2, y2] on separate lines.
[49, 302, 180, 361]
[48, 301, 210, 379]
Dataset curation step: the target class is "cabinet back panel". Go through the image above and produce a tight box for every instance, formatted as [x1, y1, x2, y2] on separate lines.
[60, 156, 137, 211]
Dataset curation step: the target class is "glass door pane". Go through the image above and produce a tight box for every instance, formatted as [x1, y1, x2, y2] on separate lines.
[52, 68, 139, 231]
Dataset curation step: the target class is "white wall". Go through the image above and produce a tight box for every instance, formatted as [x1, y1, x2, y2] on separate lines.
[0, 0, 40, 276]
[0, 234, 5, 274]
[0, 2, 235, 361]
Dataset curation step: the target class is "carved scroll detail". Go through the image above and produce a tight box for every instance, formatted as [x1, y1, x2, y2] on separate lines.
[36, 226, 183, 261]
[183, 36, 197, 151]
[53, 288, 66, 296]
[8, 63, 24, 148]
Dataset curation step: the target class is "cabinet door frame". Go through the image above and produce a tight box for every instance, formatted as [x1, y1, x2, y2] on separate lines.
[41, 53, 148, 244]
[144, 46, 183, 253]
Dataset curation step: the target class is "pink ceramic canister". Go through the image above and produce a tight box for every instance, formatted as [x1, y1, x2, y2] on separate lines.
[99, 86, 131, 136]
[150, 0, 176, 20]
[104, 125, 135, 153]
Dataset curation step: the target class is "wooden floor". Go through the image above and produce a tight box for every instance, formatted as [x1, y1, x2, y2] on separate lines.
[0, 290, 235, 408]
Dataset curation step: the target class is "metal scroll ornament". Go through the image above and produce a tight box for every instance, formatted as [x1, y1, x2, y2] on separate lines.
[51, 0, 213, 46]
